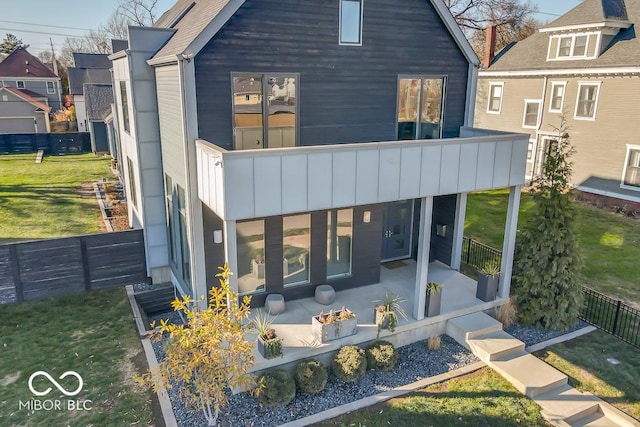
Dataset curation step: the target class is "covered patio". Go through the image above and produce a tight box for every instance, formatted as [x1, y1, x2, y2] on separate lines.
[250, 260, 503, 372]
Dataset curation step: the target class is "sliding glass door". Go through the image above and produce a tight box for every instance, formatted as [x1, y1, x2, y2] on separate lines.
[397, 76, 445, 140]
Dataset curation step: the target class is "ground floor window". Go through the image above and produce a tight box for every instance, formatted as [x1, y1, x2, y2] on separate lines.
[177, 185, 190, 285]
[283, 214, 310, 287]
[165, 176, 191, 292]
[327, 209, 353, 279]
[623, 146, 640, 189]
[126, 157, 137, 209]
[237, 220, 266, 295]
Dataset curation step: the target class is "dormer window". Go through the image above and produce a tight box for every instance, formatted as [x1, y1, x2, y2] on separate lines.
[548, 33, 597, 60]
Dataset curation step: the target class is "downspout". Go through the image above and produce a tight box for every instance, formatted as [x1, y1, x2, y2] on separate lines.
[464, 63, 480, 128]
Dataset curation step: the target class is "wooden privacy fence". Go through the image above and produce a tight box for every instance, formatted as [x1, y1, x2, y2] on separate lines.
[0, 132, 91, 155]
[0, 229, 148, 303]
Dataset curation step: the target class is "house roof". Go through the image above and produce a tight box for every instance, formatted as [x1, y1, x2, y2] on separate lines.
[72, 53, 111, 69]
[0, 47, 58, 78]
[68, 68, 112, 95]
[111, 39, 129, 53]
[485, 0, 640, 72]
[84, 84, 113, 121]
[0, 86, 51, 112]
[150, 0, 479, 66]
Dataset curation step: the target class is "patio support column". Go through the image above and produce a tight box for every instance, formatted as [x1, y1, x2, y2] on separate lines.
[499, 185, 522, 299]
[450, 192, 468, 271]
[223, 220, 239, 294]
[413, 196, 433, 320]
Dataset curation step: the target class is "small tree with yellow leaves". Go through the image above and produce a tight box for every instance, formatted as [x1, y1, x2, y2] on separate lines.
[137, 264, 255, 426]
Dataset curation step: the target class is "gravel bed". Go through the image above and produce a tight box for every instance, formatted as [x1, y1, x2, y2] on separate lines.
[505, 320, 590, 347]
[147, 315, 478, 427]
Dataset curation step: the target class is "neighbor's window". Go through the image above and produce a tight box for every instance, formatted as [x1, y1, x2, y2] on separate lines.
[236, 220, 266, 295]
[16, 81, 25, 89]
[339, 0, 363, 45]
[549, 82, 566, 112]
[487, 82, 503, 113]
[327, 209, 353, 279]
[573, 35, 588, 56]
[555, 34, 590, 59]
[46, 81, 55, 94]
[120, 81, 130, 133]
[126, 157, 137, 209]
[522, 100, 541, 128]
[575, 83, 600, 119]
[622, 147, 640, 189]
[283, 214, 310, 287]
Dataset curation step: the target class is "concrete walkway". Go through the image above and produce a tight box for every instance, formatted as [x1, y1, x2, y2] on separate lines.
[447, 312, 640, 427]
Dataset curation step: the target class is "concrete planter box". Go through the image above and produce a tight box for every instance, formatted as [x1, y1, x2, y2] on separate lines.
[476, 273, 499, 302]
[257, 335, 283, 359]
[425, 291, 442, 317]
[312, 309, 358, 343]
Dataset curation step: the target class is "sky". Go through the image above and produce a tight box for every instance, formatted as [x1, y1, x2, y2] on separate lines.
[2, 0, 583, 56]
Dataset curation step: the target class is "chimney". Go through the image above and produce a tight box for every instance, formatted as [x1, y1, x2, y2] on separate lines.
[483, 25, 497, 68]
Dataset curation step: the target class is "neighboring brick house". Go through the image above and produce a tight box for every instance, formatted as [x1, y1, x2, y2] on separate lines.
[0, 47, 62, 111]
[475, 0, 640, 204]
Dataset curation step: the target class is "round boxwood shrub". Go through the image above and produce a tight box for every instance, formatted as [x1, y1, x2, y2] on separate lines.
[332, 345, 367, 383]
[294, 358, 328, 394]
[257, 369, 296, 407]
[366, 340, 398, 372]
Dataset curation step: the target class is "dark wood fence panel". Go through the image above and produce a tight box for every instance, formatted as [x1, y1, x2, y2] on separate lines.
[0, 132, 91, 154]
[0, 230, 149, 304]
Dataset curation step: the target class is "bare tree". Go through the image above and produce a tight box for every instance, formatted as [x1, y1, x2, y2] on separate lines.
[118, 0, 159, 26]
[103, 11, 130, 40]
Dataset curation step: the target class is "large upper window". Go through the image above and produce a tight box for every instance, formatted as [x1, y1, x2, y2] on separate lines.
[551, 33, 594, 60]
[622, 146, 640, 189]
[237, 220, 266, 295]
[119, 81, 130, 134]
[522, 100, 541, 128]
[327, 209, 353, 279]
[232, 74, 297, 150]
[339, 0, 363, 45]
[575, 82, 600, 120]
[487, 82, 503, 113]
[397, 76, 445, 140]
[283, 214, 310, 287]
[549, 82, 566, 112]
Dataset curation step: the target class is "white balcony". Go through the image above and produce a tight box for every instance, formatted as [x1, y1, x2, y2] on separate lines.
[196, 127, 529, 221]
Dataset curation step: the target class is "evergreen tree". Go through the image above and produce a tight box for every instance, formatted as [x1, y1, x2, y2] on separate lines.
[0, 33, 24, 55]
[511, 116, 583, 330]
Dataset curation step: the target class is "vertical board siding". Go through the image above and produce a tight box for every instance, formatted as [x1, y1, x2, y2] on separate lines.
[156, 65, 186, 188]
[0, 230, 148, 304]
[195, 0, 469, 150]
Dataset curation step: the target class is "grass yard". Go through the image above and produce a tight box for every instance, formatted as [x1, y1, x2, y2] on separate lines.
[0, 287, 158, 426]
[314, 367, 548, 427]
[536, 330, 640, 420]
[465, 189, 640, 306]
[0, 153, 112, 244]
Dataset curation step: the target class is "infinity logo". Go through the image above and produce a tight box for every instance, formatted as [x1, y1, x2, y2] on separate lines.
[28, 371, 83, 397]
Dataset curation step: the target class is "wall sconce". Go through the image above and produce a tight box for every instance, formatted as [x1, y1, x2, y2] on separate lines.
[436, 224, 447, 237]
[213, 229, 223, 244]
[363, 211, 371, 223]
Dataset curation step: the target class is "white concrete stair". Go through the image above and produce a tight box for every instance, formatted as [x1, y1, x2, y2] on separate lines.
[445, 311, 502, 348]
[491, 349, 568, 398]
[467, 330, 525, 362]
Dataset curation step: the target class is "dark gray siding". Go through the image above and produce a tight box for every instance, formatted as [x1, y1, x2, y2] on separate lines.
[430, 195, 457, 266]
[156, 65, 187, 188]
[89, 121, 109, 152]
[195, 0, 470, 150]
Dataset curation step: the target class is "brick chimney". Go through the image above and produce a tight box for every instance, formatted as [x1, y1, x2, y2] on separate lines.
[483, 25, 497, 68]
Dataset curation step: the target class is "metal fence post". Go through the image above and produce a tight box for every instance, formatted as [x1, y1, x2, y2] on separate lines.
[612, 300, 622, 336]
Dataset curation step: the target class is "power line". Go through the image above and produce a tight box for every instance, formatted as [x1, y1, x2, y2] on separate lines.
[0, 20, 94, 32]
[0, 27, 89, 39]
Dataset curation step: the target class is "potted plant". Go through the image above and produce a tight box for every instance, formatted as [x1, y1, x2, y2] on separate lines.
[373, 292, 408, 337]
[253, 309, 283, 359]
[476, 260, 500, 302]
[425, 282, 443, 317]
[311, 306, 357, 343]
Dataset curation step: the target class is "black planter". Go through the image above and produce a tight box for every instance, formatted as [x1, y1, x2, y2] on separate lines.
[425, 291, 442, 317]
[476, 272, 499, 302]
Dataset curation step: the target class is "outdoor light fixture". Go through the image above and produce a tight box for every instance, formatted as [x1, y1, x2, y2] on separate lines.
[363, 211, 371, 223]
[213, 229, 223, 244]
[436, 224, 447, 237]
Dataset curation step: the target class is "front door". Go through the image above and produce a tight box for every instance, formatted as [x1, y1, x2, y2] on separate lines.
[381, 200, 414, 261]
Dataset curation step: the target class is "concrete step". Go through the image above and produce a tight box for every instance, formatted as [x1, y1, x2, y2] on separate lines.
[538, 384, 601, 425]
[573, 410, 622, 427]
[446, 312, 503, 349]
[468, 330, 525, 362]
[491, 350, 568, 398]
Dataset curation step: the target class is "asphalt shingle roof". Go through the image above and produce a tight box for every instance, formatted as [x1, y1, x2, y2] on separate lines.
[84, 84, 113, 121]
[68, 68, 112, 95]
[72, 53, 111, 69]
[0, 47, 58, 78]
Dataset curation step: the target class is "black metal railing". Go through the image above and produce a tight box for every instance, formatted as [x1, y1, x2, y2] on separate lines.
[462, 237, 502, 271]
[580, 287, 640, 348]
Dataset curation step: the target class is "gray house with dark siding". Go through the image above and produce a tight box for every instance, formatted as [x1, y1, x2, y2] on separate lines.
[113, 0, 528, 324]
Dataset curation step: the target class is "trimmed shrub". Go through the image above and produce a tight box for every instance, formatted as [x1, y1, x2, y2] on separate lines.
[257, 369, 296, 407]
[332, 345, 367, 383]
[366, 340, 398, 372]
[294, 359, 328, 394]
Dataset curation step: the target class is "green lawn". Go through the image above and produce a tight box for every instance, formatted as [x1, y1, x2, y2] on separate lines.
[536, 330, 640, 420]
[315, 367, 549, 427]
[465, 189, 640, 306]
[0, 287, 157, 426]
[0, 153, 111, 244]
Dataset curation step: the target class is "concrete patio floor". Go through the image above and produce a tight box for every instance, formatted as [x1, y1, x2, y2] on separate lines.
[251, 260, 503, 372]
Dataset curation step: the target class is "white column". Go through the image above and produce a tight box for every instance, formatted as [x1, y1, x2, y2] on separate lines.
[223, 220, 239, 294]
[500, 185, 522, 298]
[413, 196, 434, 320]
[450, 192, 468, 271]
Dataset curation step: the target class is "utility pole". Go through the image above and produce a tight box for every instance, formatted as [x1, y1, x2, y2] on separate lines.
[50, 38, 63, 110]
